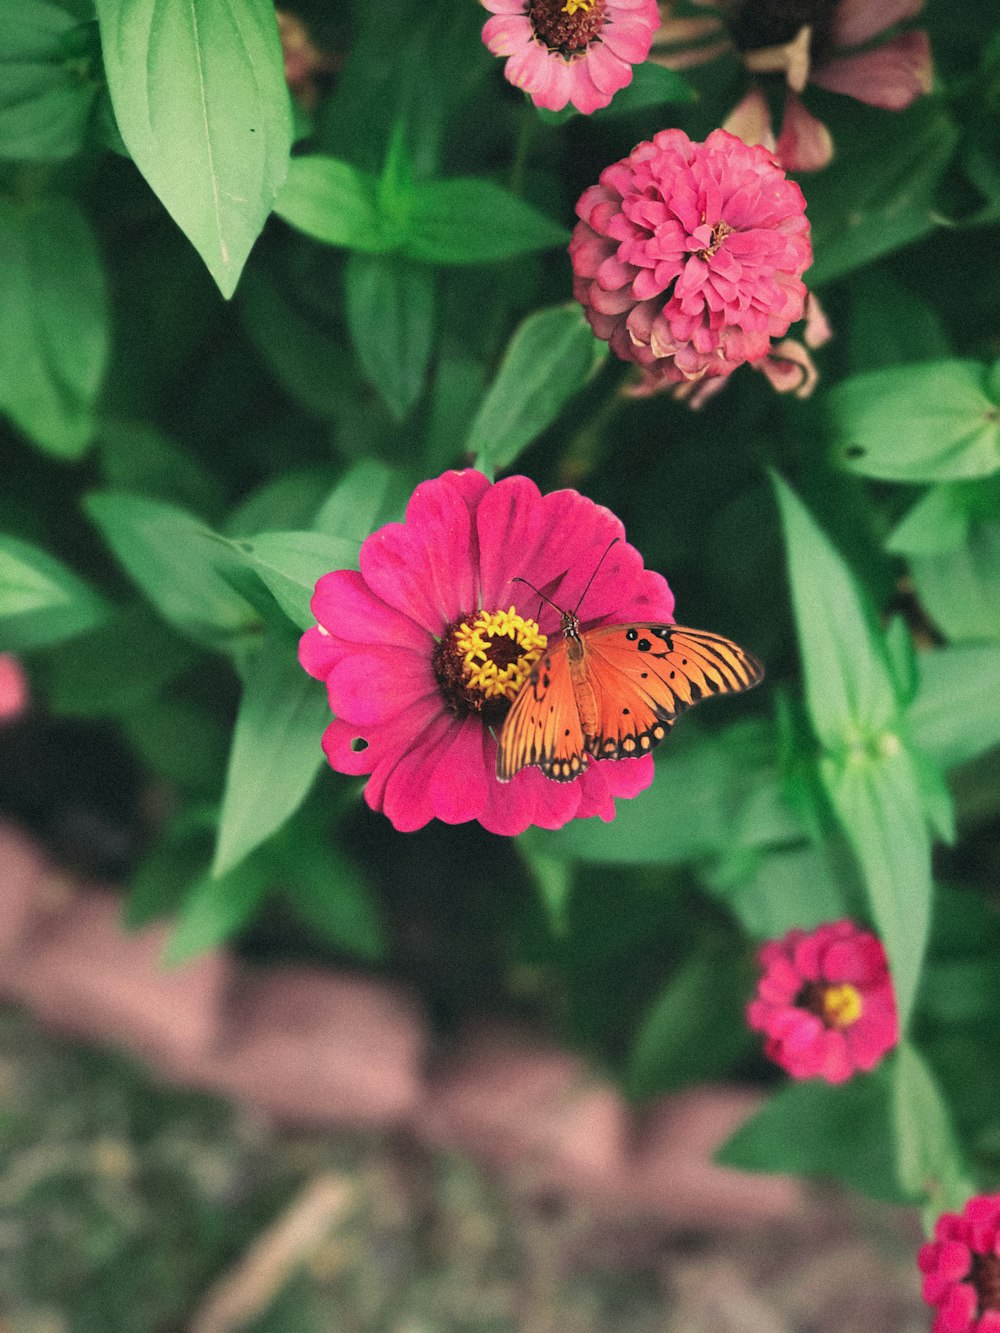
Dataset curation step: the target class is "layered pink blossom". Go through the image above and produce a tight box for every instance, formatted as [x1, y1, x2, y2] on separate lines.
[480, 0, 659, 114]
[919, 1194, 1000, 1333]
[653, 0, 933, 172]
[299, 470, 674, 836]
[571, 128, 812, 393]
[746, 920, 898, 1084]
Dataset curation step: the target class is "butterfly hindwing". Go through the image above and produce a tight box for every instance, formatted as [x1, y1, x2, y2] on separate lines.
[495, 640, 589, 783]
[580, 623, 763, 761]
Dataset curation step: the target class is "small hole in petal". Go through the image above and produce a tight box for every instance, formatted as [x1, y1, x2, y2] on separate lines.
[350, 737, 369, 753]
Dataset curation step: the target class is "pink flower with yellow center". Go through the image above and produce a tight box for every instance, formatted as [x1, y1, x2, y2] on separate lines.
[653, 0, 933, 172]
[571, 127, 815, 396]
[746, 920, 898, 1083]
[298, 469, 675, 835]
[480, 0, 660, 114]
[919, 1194, 1000, 1333]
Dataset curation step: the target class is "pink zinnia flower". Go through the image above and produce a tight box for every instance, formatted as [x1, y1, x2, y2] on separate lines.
[653, 0, 933, 172]
[571, 128, 814, 396]
[746, 920, 899, 1084]
[480, 0, 660, 114]
[919, 1194, 1000, 1333]
[298, 469, 674, 836]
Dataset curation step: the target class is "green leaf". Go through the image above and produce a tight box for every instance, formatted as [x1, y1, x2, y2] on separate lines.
[892, 1041, 973, 1220]
[0, 196, 108, 457]
[272, 828, 384, 962]
[35, 602, 193, 716]
[225, 530, 359, 631]
[832, 360, 1000, 482]
[84, 492, 261, 649]
[405, 177, 569, 264]
[124, 804, 215, 928]
[772, 473, 899, 747]
[627, 943, 753, 1099]
[846, 270, 951, 374]
[313, 460, 409, 541]
[821, 744, 932, 1029]
[717, 1068, 909, 1204]
[907, 521, 1000, 643]
[707, 842, 854, 941]
[121, 696, 228, 793]
[0, 533, 107, 651]
[212, 635, 329, 877]
[273, 155, 397, 252]
[885, 485, 969, 556]
[164, 853, 271, 965]
[805, 99, 959, 286]
[0, 4, 102, 160]
[344, 253, 435, 420]
[94, 0, 292, 298]
[467, 304, 606, 472]
[909, 643, 1000, 769]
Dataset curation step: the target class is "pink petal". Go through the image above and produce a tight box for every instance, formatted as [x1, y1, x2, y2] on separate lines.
[377, 710, 458, 832]
[776, 92, 833, 172]
[722, 86, 777, 151]
[360, 473, 483, 633]
[481, 0, 528, 11]
[504, 41, 555, 102]
[482, 13, 532, 56]
[831, 0, 924, 50]
[321, 706, 430, 778]
[583, 38, 634, 96]
[310, 569, 429, 654]
[601, 17, 656, 63]
[325, 649, 436, 726]
[811, 31, 932, 110]
[298, 625, 346, 681]
[426, 714, 492, 825]
[0, 653, 28, 721]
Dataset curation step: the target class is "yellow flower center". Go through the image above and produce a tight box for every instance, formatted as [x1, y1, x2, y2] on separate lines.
[433, 607, 547, 722]
[820, 983, 863, 1029]
[562, 0, 595, 13]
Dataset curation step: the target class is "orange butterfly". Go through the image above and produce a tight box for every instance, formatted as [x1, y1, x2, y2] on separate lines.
[496, 569, 763, 784]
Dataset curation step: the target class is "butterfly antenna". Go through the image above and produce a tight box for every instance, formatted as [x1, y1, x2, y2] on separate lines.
[573, 538, 621, 615]
[510, 576, 564, 616]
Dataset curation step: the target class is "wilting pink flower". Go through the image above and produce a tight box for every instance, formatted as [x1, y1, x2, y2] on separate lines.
[919, 1194, 1000, 1332]
[747, 920, 898, 1083]
[276, 10, 338, 111]
[0, 654, 28, 723]
[571, 128, 812, 395]
[480, 0, 660, 114]
[653, 0, 933, 172]
[299, 470, 674, 836]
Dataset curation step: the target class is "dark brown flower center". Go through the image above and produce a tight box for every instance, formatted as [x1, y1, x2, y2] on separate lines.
[973, 1253, 1000, 1314]
[724, 0, 837, 66]
[530, 0, 608, 55]
[432, 607, 546, 724]
[795, 981, 863, 1029]
[698, 219, 733, 260]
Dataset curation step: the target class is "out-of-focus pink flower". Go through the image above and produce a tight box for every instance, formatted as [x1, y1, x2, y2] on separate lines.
[298, 470, 674, 836]
[0, 654, 28, 723]
[276, 10, 338, 111]
[746, 920, 898, 1083]
[480, 0, 660, 114]
[653, 0, 933, 172]
[571, 128, 812, 394]
[919, 1193, 1000, 1333]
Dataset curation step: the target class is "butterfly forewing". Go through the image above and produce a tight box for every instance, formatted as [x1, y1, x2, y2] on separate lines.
[496, 640, 590, 782]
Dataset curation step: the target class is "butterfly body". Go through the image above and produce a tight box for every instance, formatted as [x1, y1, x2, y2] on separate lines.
[496, 614, 763, 783]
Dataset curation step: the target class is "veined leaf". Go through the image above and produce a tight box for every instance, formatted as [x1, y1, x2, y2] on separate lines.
[0, 534, 108, 651]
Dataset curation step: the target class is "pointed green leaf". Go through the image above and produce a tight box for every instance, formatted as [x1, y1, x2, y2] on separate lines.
[886, 485, 969, 556]
[164, 854, 271, 965]
[909, 643, 1000, 769]
[772, 473, 899, 746]
[405, 177, 569, 264]
[717, 1068, 909, 1204]
[273, 155, 397, 251]
[907, 520, 1000, 643]
[344, 253, 435, 420]
[892, 1041, 973, 1220]
[832, 360, 1000, 482]
[273, 829, 384, 962]
[84, 492, 261, 649]
[94, 0, 293, 298]
[313, 460, 409, 542]
[468, 304, 606, 472]
[0, 2, 102, 160]
[212, 635, 329, 877]
[0, 196, 108, 457]
[0, 534, 108, 651]
[821, 744, 932, 1028]
[226, 530, 359, 630]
